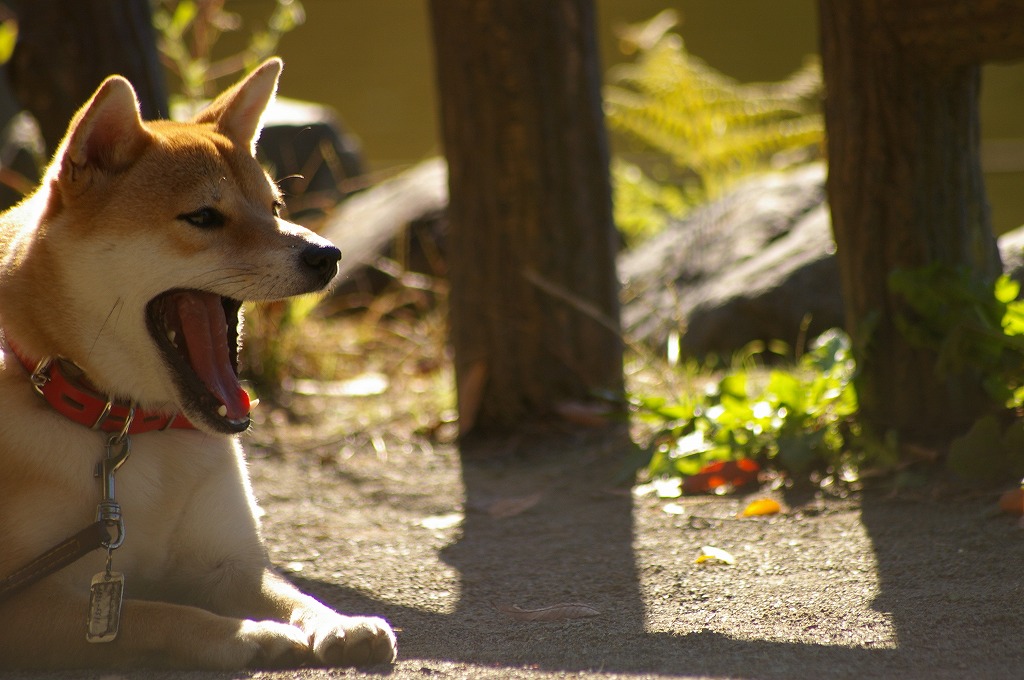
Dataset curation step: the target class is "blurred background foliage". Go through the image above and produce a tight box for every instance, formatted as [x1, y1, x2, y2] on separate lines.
[2, 1, 1022, 483]
[153, 0, 305, 101]
[605, 10, 822, 243]
[228, 0, 1024, 236]
[142, 1, 1024, 484]
[3, 2, 1024, 234]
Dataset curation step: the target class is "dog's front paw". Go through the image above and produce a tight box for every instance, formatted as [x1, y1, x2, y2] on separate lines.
[311, 615, 397, 666]
[236, 619, 311, 668]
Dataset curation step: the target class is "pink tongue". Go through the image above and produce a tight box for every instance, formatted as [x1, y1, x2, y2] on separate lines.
[173, 292, 250, 421]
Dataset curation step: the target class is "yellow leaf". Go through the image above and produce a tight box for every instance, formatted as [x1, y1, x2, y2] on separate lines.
[740, 498, 782, 517]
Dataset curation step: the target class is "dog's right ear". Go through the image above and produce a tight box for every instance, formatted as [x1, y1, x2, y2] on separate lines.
[191, 58, 282, 156]
[53, 76, 151, 187]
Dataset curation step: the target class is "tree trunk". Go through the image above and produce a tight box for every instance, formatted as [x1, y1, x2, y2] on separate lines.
[880, 1, 1024, 65]
[819, 1, 1003, 445]
[9, 0, 168, 152]
[429, 0, 623, 436]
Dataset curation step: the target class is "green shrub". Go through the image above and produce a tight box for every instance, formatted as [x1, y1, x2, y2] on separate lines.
[633, 329, 877, 483]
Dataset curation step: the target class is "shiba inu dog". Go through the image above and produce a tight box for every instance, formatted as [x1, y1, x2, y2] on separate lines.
[0, 59, 397, 669]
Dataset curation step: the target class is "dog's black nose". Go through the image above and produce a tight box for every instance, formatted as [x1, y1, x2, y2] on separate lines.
[301, 242, 342, 279]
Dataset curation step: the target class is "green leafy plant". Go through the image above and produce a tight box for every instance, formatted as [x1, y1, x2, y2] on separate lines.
[947, 415, 1024, 484]
[0, 13, 16, 65]
[154, 0, 305, 101]
[240, 293, 324, 392]
[889, 265, 1024, 409]
[634, 265, 1024, 487]
[605, 10, 823, 243]
[633, 329, 874, 485]
[889, 264, 1024, 481]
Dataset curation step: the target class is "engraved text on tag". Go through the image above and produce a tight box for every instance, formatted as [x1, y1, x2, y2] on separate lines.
[86, 570, 124, 643]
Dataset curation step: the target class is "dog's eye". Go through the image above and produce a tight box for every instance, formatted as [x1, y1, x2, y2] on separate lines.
[272, 200, 284, 218]
[178, 207, 225, 229]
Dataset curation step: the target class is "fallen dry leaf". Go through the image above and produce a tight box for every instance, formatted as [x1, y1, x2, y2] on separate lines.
[493, 602, 600, 621]
[740, 498, 782, 517]
[554, 400, 615, 428]
[696, 545, 736, 565]
[457, 360, 488, 436]
[998, 487, 1024, 515]
[683, 459, 760, 494]
[487, 492, 545, 519]
[662, 502, 686, 515]
[420, 512, 464, 530]
[633, 477, 682, 499]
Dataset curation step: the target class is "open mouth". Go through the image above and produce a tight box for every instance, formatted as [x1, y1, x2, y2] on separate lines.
[146, 290, 251, 433]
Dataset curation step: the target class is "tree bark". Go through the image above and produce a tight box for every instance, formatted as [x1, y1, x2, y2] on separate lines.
[819, 1, 1004, 444]
[880, 0, 1024, 65]
[8, 0, 168, 153]
[429, 0, 623, 436]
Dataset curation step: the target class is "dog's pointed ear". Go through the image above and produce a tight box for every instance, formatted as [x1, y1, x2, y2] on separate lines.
[193, 57, 282, 155]
[56, 76, 150, 183]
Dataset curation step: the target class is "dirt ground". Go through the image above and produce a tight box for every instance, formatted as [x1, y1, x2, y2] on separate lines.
[11, 397, 1023, 680]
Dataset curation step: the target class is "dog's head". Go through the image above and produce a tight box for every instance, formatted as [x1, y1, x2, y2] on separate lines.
[0, 59, 340, 434]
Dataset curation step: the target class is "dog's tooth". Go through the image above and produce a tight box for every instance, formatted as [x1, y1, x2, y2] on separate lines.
[217, 404, 228, 418]
[249, 397, 260, 410]
[167, 329, 177, 345]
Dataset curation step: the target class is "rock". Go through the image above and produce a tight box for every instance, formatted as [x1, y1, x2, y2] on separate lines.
[621, 162, 1024, 358]
[312, 155, 1024, 353]
[679, 204, 840, 358]
[320, 157, 449, 296]
[0, 112, 44, 211]
[257, 97, 365, 223]
[172, 96, 365, 224]
[620, 163, 838, 356]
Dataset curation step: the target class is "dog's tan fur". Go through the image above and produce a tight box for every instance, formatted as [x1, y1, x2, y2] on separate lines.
[0, 59, 397, 669]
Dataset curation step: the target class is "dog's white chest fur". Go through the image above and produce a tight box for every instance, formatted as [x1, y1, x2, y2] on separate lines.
[0, 363, 262, 600]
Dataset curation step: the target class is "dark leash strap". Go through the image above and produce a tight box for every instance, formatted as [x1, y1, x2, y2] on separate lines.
[0, 521, 110, 603]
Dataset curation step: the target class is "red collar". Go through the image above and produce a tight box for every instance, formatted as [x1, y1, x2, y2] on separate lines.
[5, 338, 195, 434]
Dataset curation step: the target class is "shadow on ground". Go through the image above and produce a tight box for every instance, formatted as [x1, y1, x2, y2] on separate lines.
[296, 431, 1024, 679]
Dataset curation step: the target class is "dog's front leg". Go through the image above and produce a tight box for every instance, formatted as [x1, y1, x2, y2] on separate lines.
[0, 580, 312, 669]
[163, 442, 397, 667]
[185, 558, 398, 666]
[264, 571, 398, 666]
[175, 448, 398, 666]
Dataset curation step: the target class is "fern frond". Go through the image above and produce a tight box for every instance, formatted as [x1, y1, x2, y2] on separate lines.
[606, 12, 823, 240]
[612, 158, 696, 245]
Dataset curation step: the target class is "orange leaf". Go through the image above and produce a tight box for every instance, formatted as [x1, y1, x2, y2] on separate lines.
[998, 487, 1024, 515]
[682, 459, 760, 494]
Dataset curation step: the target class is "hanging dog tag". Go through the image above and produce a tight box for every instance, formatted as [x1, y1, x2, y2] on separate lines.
[86, 570, 124, 643]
